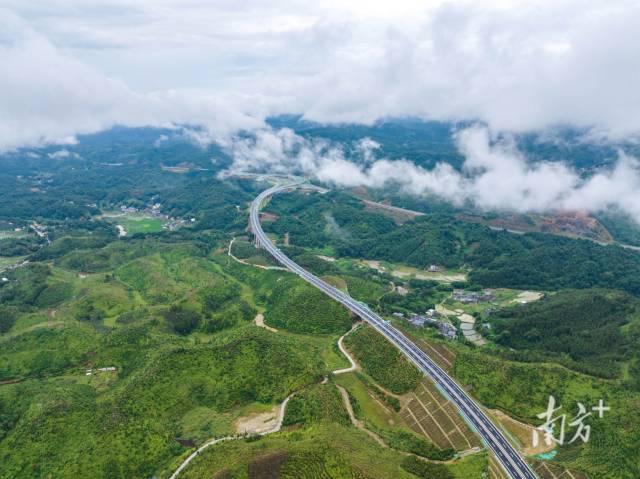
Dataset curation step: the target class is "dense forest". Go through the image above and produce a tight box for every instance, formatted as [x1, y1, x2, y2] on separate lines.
[488, 290, 640, 379]
[265, 191, 640, 296]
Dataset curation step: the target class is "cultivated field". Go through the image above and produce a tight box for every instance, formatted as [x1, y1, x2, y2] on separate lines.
[356, 259, 467, 283]
[488, 454, 511, 479]
[400, 379, 480, 451]
[530, 460, 589, 479]
[0, 230, 28, 239]
[417, 339, 457, 373]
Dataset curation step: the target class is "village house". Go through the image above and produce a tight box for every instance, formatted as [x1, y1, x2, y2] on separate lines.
[407, 313, 457, 340]
[452, 289, 496, 304]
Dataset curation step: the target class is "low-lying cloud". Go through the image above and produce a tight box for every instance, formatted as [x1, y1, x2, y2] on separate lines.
[228, 126, 640, 222]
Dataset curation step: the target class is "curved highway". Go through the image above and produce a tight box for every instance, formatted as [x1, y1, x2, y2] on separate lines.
[250, 183, 537, 479]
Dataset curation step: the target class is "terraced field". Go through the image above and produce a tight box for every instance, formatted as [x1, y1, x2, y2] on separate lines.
[417, 339, 457, 373]
[530, 460, 589, 479]
[400, 379, 480, 451]
[489, 454, 511, 479]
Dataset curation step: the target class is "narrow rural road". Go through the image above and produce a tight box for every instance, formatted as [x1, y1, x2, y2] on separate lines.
[332, 323, 361, 375]
[169, 393, 295, 479]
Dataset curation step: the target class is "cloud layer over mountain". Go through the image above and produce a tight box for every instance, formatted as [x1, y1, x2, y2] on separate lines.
[229, 125, 640, 222]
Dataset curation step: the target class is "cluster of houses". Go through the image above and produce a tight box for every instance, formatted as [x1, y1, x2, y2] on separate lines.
[393, 309, 458, 340]
[452, 289, 495, 304]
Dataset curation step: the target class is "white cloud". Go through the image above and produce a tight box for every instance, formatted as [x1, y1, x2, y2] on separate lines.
[1, 0, 640, 147]
[225, 125, 640, 222]
[47, 148, 79, 159]
[0, 10, 265, 151]
[153, 134, 169, 147]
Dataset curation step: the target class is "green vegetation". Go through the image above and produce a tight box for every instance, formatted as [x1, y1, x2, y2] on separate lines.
[230, 237, 280, 267]
[334, 372, 404, 430]
[400, 456, 453, 479]
[163, 304, 202, 334]
[375, 429, 454, 461]
[0, 305, 18, 333]
[0, 234, 41, 256]
[283, 384, 350, 427]
[454, 351, 640, 478]
[107, 215, 165, 234]
[266, 276, 352, 334]
[489, 290, 640, 378]
[266, 191, 640, 296]
[174, 376, 483, 479]
[343, 275, 389, 305]
[0, 263, 75, 309]
[379, 279, 444, 316]
[178, 423, 421, 479]
[399, 453, 489, 479]
[0, 329, 324, 478]
[344, 325, 422, 394]
[596, 210, 640, 247]
[2, 126, 640, 479]
[356, 372, 402, 411]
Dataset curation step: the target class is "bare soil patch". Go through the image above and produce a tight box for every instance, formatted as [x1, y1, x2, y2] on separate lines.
[254, 314, 278, 333]
[512, 291, 544, 304]
[489, 409, 554, 456]
[234, 405, 280, 435]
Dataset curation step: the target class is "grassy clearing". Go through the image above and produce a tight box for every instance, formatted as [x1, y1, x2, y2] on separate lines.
[449, 452, 489, 478]
[334, 372, 405, 430]
[103, 213, 165, 234]
[355, 259, 468, 283]
[321, 275, 348, 291]
[0, 255, 25, 270]
[229, 238, 280, 267]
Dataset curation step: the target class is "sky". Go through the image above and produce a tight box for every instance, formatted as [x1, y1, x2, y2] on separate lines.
[2, 0, 640, 219]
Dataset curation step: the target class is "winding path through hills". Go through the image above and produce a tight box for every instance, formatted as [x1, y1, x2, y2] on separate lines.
[169, 392, 295, 479]
[332, 323, 361, 375]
